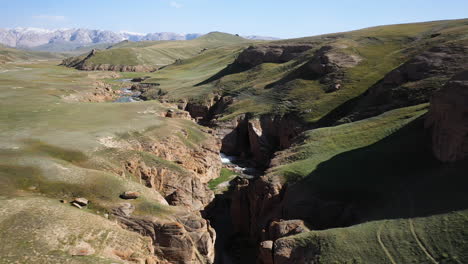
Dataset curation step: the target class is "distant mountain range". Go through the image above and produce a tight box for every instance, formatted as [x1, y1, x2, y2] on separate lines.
[0, 28, 279, 52]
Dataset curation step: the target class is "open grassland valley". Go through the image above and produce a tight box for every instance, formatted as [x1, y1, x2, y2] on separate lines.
[0, 19, 468, 264]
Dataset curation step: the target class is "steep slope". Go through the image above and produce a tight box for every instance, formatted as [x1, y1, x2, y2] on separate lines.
[61, 32, 252, 72]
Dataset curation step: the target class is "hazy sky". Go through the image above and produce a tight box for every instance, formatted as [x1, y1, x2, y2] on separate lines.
[1, 0, 467, 38]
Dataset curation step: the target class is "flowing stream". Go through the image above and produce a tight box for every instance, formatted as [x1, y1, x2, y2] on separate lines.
[113, 79, 142, 103]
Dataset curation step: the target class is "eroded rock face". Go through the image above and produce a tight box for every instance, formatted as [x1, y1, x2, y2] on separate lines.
[183, 95, 233, 123]
[425, 71, 468, 162]
[235, 44, 314, 67]
[123, 130, 221, 210]
[220, 114, 305, 167]
[113, 204, 216, 264]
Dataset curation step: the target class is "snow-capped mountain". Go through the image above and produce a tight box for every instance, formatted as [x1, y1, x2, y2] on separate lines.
[0, 28, 280, 51]
[0, 28, 204, 50]
[243, 35, 281, 40]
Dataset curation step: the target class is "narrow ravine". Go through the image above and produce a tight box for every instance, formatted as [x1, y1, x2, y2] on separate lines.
[204, 153, 261, 264]
[111, 80, 302, 263]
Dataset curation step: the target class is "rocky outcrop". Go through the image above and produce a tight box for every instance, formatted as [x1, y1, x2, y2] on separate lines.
[235, 44, 314, 67]
[263, 219, 309, 241]
[61, 49, 158, 72]
[62, 81, 120, 102]
[78, 63, 157, 72]
[183, 95, 232, 122]
[165, 109, 192, 120]
[267, 237, 320, 264]
[304, 46, 361, 88]
[123, 130, 221, 210]
[219, 114, 305, 167]
[305, 45, 361, 77]
[113, 203, 216, 264]
[425, 70, 468, 162]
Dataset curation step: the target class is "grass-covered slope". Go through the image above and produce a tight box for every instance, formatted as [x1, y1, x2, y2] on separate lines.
[138, 19, 468, 123]
[262, 104, 468, 263]
[0, 61, 216, 262]
[62, 32, 252, 71]
[0, 44, 62, 63]
[279, 210, 468, 264]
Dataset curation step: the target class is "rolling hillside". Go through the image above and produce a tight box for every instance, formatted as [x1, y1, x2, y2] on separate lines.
[61, 32, 253, 72]
[107, 19, 468, 263]
[1, 18, 467, 264]
[0, 44, 62, 63]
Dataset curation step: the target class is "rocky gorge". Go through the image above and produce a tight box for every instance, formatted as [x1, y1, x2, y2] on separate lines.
[1, 18, 467, 264]
[106, 29, 468, 261]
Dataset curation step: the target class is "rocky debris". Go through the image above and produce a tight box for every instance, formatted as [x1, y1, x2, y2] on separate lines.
[113, 205, 215, 264]
[120, 191, 141, 200]
[425, 70, 468, 162]
[69, 241, 96, 256]
[235, 44, 314, 67]
[72, 197, 89, 206]
[340, 43, 468, 123]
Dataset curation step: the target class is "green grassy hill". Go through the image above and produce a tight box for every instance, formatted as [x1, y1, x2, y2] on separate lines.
[0, 44, 62, 63]
[115, 19, 468, 263]
[139, 19, 468, 123]
[1, 18, 467, 263]
[62, 32, 252, 71]
[0, 61, 218, 263]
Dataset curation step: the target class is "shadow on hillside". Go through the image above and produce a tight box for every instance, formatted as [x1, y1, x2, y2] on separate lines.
[282, 117, 468, 229]
[195, 63, 249, 86]
[264, 59, 317, 89]
[311, 77, 388, 127]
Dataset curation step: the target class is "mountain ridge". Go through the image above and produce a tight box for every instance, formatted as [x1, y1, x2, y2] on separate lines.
[0, 27, 279, 51]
